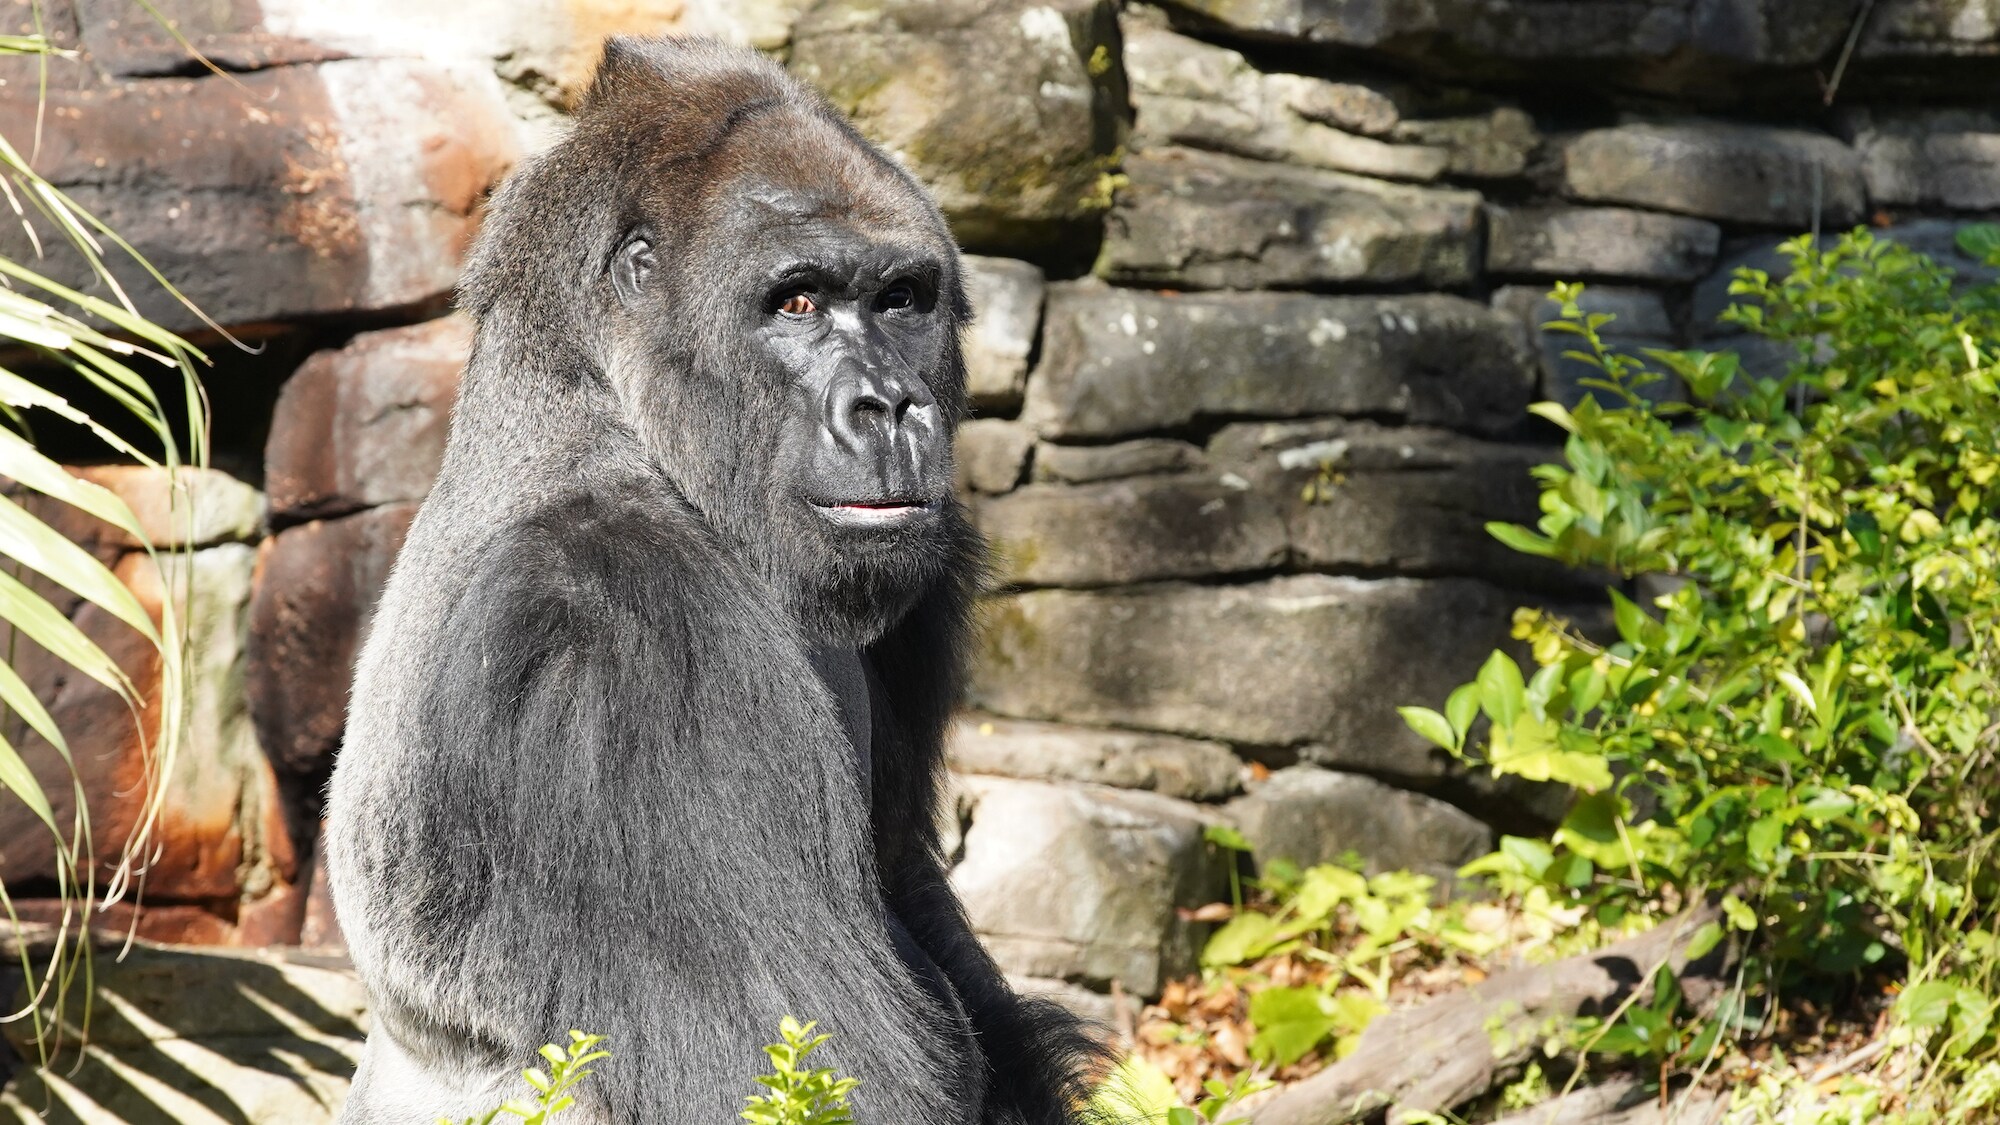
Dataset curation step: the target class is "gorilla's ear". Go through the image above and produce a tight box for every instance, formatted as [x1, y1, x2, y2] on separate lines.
[611, 232, 658, 308]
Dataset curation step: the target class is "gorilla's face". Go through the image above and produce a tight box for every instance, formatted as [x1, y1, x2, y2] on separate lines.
[605, 143, 971, 647]
[739, 222, 953, 534]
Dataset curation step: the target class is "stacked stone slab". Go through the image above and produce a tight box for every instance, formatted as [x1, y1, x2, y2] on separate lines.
[786, 0, 2000, 1012]
[1, 0, 1997, 1065]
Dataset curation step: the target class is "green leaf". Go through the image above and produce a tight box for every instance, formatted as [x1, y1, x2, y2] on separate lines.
[1747, 816, 1785, 865]
[0, 492, 158, 642]
[1486, 715, 1612, 791]
[1684, 921, 1725, 962]
[1556, 793, 1629, 868]
[1526, 401, 1578, 432]
[1954, 222, 2000, 265]
[1398, 706, 1456, 751]
[1608, 589, 1649, 648]
[1285, 865, 1366, 929]
[0, 730, 55, 832]
[1485, 521, 1557, 558]
[1476, 651, 1526, 728]
[1722, 894, 1758, 932]
[1248, 987, 1337, 1067]
[1202, 912, 1278, 968]
[1774, 670, 1818, 720]
[1498, 835, 1555, 878]
[1204, 824, 1253, 853]
[0, 566, 130, 695]
[1444, 682, 1480, 740]
[1796, 788, 1856, 823]
[1899, 981, 1958, 1030]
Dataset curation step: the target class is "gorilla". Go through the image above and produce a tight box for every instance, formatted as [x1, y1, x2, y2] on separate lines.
[324, 36, 1100, 1125]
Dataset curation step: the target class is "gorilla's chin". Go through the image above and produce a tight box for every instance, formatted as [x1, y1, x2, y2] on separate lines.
[774, 503, 963, 646]
[785, 562, 927, 647]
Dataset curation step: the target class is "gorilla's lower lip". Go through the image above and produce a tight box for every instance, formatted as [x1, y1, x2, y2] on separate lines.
[811, 499, 935, 527]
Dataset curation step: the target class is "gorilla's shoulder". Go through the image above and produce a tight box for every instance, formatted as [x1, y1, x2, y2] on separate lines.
[434, 475, 760, 685]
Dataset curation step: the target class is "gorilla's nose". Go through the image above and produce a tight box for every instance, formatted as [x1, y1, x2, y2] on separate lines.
[826, 369, 938, 458]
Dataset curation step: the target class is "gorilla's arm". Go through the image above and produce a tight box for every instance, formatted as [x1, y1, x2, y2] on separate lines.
[866, 580, 1110, 1125]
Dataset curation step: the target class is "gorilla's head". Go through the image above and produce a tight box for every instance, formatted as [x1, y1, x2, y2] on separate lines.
[460, 38, 979, 646]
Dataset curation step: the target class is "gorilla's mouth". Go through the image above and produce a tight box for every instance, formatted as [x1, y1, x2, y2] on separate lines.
[811, 498, 936, 528]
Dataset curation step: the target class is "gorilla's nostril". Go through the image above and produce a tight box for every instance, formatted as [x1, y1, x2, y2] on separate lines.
[853, 398, 888, 417]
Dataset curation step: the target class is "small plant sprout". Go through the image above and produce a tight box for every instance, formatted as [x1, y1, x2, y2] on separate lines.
[742, 1017, 862, 1125]
[439, 1031, 612, 1125]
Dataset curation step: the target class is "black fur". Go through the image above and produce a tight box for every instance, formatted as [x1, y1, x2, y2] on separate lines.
[325, 36, 1102, 1125]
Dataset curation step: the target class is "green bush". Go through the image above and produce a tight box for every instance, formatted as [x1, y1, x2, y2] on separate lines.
[1400, 227, 2000, 1111]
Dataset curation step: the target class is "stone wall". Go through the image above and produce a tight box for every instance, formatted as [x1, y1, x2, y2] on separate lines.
[2, 0, 1997, 1023]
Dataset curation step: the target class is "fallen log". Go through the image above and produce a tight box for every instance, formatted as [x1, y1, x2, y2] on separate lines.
[1249, 906, 1728, 1125]
[1484, 1078, 1724, 1125]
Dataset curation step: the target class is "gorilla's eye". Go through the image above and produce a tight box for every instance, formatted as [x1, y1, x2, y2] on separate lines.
[777, 290, 819, 317]
[880, 283, 916, 312]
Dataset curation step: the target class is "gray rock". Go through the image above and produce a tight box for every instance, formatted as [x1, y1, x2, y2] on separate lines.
[1492, 283, 1674, 340]
[1226, 766, 1495, 888]
[1391, 108, 1540, 179]
[789, 0, 1123, 253]
[1491, 285, 1682, 409]
[970, 575, 1517, 757]
[963, 256, 1046, 413]
[956, 419, 1035, 495]
[1025, 282, 1535, 440]
[1099, 147, 1482, 290]
[1564, 122, 1865, 228]
[1292, 737, 1453, 782]
[952, 776, 1227, 997]
[1206, 419, 1572, 589]
[950, 715, 1244, 801]
[975, 474, 1287, 587]
[1848, 109, 2000, 210]
[1032, 439, 1208, 484]
[1282, 78, 1401, 136]
[1858, 1, 2000, 60]
[1485, 205, 1720, 282]
[1147, 0, 1848, 67]
[0, 942, 365, 1123]
[1125, 23, 1444, 181]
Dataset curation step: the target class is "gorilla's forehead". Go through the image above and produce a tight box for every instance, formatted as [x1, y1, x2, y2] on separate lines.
[708, 176, 948, 268]
[706, 110, 936, 226]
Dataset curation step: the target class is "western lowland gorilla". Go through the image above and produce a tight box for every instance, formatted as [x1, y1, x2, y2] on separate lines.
[324, 36, 1101, 1125]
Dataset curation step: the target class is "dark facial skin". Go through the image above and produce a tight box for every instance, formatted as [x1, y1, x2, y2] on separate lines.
[606, 171, 968, 646]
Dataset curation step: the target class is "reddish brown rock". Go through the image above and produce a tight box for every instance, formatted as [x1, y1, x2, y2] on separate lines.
[0, 543, 298, 918]
[246, 504, 417, 778]
[72, 0, 344, 77]
[267, 317, 467, 523]
[0, 57, 516, 334]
